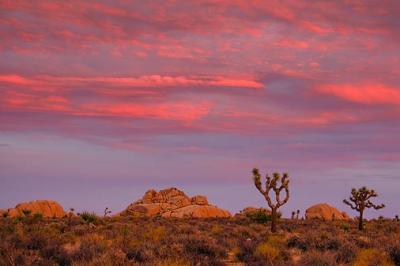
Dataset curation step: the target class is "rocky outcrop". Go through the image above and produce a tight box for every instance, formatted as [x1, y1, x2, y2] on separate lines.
[191, 195, 208, 205]
[121, 187, 231, 218]
[305, 203, 349, 220]
[5, 200, 66, 218]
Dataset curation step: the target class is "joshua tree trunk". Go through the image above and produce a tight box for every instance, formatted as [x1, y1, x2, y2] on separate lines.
[271, 208, 277, 233]
[358, 210, 364, 231]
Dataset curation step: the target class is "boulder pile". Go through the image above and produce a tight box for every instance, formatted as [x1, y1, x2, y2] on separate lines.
[120, 187, 231, 218]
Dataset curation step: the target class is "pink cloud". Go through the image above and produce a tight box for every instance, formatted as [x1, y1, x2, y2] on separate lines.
[317, 83, 400, 105]
[81, 101, 212, 122]
[0, 74, 263, 89]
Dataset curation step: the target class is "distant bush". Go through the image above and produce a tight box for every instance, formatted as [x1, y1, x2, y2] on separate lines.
[79, 211, 98, 224]
[22, 209, 32, 217]
[388, 243, 400, 266]
[287, 235, 308, 251]
[247, 210, 272, 223]
[300, 250, 337, 266]
[183, 235, 225, 264]
[254, 242, 280, 262]
[32, 213, 43, 222]
[353, 248, 393, 266]
[336, 242, 357, 264]
[246, 210, 282, 224]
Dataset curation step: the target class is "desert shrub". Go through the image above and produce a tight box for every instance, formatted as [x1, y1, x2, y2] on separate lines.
[183, 235, 225, 264]
[40, 239, 72, 266]
[22, 209, 32, 217]
[25, 231, 48, 250]
[388, 244, 400, 266]
[155, 258, 191, 266]
[353, 248, 394, 266]
[314, 234, 341, 251]
[335, 242, 357, 263]
[79, 211, 98, 224]
[73, 234, 109, 262]
[33, 213, 44, 221]
[256, 234, 289, 263]
[300, 251, 337, 266]
[143, 226, 166, 242]
[341, 223, 350, 232]
[247, 210, 272, 224]
[245, 210, 283, 225]
[236, 239, 256, 262]
[287, 235, 308, 251]
[254, 242, 280, 262]
[126, 246, 152, 262]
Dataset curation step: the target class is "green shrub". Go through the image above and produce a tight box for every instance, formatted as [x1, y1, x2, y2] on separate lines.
[79, 211, 98, 224]
[246, 210, 281, 224]
[22, 209, 32, 217]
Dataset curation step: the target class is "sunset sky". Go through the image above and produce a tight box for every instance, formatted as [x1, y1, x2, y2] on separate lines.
[1, 1, 399, 218]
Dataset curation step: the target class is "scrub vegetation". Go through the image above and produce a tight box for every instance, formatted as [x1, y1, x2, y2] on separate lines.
[0, 214, 399, 266]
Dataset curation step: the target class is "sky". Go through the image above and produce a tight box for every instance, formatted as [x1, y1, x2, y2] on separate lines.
[0, 0, 399, 218]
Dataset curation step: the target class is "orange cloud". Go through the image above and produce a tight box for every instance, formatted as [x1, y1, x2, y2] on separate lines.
[316, 83, 400, 104]
[81, 102, 212, 122]
[0, 74, 264, 89]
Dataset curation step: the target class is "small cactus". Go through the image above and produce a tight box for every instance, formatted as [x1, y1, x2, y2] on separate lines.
[343, 186, 385, 231]
[252, 168, 290, 232]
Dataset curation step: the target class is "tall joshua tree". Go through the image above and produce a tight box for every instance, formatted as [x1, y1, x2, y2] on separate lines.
[343, 186, 385, 231]
[252, 168, 290, 233]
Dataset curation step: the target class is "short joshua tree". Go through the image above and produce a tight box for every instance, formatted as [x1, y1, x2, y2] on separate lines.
[291, 211, 296, 219]
[252, 168, 290, 232]
[104, 207, 112, 217]
[343, 186, 385, 231]
[296, 209, 300, 219]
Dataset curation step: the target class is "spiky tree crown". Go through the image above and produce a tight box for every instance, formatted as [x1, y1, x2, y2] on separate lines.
[343, 186, 385, 211]
[252, 168, 290, 209]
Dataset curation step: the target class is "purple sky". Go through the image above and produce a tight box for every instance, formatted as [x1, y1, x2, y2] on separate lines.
[1, 1, 399, 218]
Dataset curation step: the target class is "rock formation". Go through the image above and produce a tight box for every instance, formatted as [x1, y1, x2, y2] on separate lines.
[5, 200, 66, 218]
[305, 203, 349, 220]
[121, 187, 231, 218]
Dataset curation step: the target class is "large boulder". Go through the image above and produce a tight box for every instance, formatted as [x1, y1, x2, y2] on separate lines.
[305, 203, 349, 220]
[162, 205, 231, 218]
[6, 200, 66, 218]
[121, 187, 231, 218]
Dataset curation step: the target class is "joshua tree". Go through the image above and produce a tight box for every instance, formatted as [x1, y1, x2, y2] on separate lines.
[291, 211, 296, 219]
[296, 209, 300, 219]
[104, 207, 112, 217]
[395, 215, 399, 222]
[343, 186, 385, 231]
[252, 168, 290, 232]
